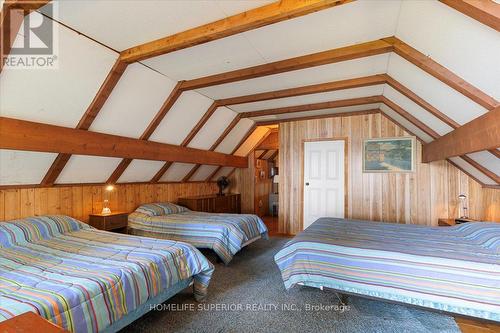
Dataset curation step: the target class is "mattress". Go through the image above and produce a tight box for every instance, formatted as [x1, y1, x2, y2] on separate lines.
[128, 203, 268, 264]
[275, 218, 500, 321]
[0, 215, 214, 333]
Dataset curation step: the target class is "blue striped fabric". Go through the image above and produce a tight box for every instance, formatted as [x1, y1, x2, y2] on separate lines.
[0, 216, 214, 333]
[135, 203, 188, 216]
[275, 218, 500, 321]
[129, 204, 268, 264]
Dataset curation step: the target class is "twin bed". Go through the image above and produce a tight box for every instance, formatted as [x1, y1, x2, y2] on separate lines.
[275, 218, 500, 322]
[128, 203, 268, 264]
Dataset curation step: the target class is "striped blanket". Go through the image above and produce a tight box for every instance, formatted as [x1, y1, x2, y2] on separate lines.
[275, 218, 500, 321]
[128, 203, 268, 264]
[0, 215, 214, 333]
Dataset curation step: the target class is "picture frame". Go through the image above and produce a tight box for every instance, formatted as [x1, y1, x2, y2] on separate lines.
[363, 137, 416, 173]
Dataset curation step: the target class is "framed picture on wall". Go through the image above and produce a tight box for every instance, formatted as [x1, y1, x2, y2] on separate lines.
[363, 137, 416, 173]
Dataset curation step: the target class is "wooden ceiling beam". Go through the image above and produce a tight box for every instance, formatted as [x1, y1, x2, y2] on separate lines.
[240, 96, 381, 118]
[255, 109, 380, 126]
[217, 74, 387, 106]
[257, 150, 269, 159]
[119, 0, 353, 63]
[383, 37, 499, 110]
[267, 150, 279, 161]
[0, 116, 248, 167]
[181, 39, 393, 90]
[488, 149, 500, 158]
[460, 155, 500, 184]
[422, 106, 500, 162]
[42, 59, 129, 186]
[439, 0, 500, 32]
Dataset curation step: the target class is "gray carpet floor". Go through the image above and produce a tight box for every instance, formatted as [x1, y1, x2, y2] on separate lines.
[121, 237, 461, 333]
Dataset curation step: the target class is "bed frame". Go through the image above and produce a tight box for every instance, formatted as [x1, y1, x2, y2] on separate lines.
[101, 278, 193, 333]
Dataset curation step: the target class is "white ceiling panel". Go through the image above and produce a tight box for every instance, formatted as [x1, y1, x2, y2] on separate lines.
[117, 159, 165, 183]
[249, 104, 380, 122]
[383, 85, 454, 136]
[214, 118, 254, 154]
[210, 167, 234, 181]
[41, 1, 272, 51]
[466, 152, 500, 176]
[144, 34, 266, 81]
[230, 85, 384, 113]
[396, 0, 500, 100]
[189, 165, 219, 182]
[196, 54, 390, 99]
[387, 54, 488, 125]
[243, 0, 400, 62]
[159, 163, 195, 182]
[89, 64, 178, 138]
[379, 104, 433, 143]
[56, 155, 122, 184]
[234, 126, 270, 157]
[449, 157, 497, 186]
[215, 0, 274, 16]
[149, 91, 213, 145]
[188, 107, 238, 150]
[0, 150, 56, 185]
[0, 22, 117, 127]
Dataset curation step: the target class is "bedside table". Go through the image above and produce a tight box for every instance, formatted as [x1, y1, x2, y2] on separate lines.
[89, 212, 128, 232]
[0, 312, 69, 332]
[438, 218, 455, 226]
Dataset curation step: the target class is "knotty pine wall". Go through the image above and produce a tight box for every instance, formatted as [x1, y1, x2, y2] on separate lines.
[0, 182, 218, 222]
[231, 113, 499, 235]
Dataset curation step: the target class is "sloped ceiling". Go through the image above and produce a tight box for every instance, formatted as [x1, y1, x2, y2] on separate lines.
[0, 0, 498, 188]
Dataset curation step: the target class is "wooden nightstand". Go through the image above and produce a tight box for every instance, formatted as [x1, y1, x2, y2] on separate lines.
[89, 212, 128, 232]
[0, 312, 69, 333]
[438, 218, 456, 226]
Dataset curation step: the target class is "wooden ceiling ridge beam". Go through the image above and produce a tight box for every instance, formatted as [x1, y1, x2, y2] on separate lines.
[107, 81, 185, 184]
[422, 106, 500, 162]
[383, 37, 499, 110]
[0, 116, 247, 167]
[119, 0, 354, 63]
[41, 59, 129, 186]
[439, 0, 500, 32]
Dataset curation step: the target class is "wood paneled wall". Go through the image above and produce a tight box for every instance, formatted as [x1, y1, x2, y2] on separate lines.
[274, 113, 499, 235]
[0, 182, 218, 222]
[229, 153, 255, 214]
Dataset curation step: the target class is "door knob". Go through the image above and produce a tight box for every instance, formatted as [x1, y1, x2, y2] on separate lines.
[305, 182, 310, 186]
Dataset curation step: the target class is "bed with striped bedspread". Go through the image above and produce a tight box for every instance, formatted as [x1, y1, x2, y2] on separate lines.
[275, 218, 500, 321]
[128, 203, 268, 264]
[0, 215, 214, 333]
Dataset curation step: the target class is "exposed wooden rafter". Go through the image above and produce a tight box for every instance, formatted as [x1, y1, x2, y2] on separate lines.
[439, 0, 500, 32]
[422, 106, 500, 162]
[0, 0, 51, 73]
[119, 0, 353, 63]
[255, 109, 380, 126]
[383, 37, 499, 110]
[0, 117, 248, 167]
[460, 155, 500, 184]
[41, 59, 129, 185]
[107, 81, 184, 183]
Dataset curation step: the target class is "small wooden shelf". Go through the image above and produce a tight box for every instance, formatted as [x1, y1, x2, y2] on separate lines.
[89, 212, 128, 231]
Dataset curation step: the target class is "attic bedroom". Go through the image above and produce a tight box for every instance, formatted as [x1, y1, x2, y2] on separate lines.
[0, 1, 499, 332]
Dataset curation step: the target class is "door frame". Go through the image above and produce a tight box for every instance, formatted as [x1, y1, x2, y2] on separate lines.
[300, 137, 348, 230]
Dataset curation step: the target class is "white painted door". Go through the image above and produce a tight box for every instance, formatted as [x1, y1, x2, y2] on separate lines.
[303, 140, 345, 230]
